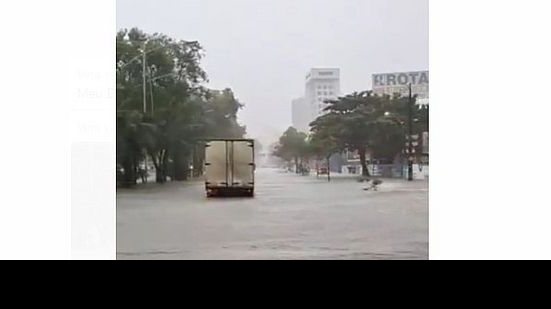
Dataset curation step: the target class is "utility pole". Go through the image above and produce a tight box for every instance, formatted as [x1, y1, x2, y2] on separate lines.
[149, 75, 154, 115]
[327, 156, 331, 182]
[142, 40, 149, 177]
[142, 40, 147, 114]
[407, 83, 413, 181]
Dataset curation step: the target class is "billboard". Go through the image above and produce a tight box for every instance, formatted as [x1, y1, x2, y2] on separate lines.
[372, 71, 429, 102]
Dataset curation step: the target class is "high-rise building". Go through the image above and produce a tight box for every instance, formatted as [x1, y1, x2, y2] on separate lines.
[291, 68, 341, 133]
[292, 68, 341, 132]
[305, 68, 341, 122]
[289, 68, 343, 173]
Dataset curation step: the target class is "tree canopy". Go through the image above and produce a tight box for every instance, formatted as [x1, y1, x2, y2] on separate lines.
[116, 28, 247, 186]
[272, 127, 309, 173]
[274, 90, 429, 177]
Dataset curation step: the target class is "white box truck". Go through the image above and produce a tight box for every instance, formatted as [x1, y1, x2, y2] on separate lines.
[204, 139, 255, 197]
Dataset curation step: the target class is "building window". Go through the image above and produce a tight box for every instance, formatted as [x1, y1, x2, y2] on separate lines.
[329, 91, 333, 95]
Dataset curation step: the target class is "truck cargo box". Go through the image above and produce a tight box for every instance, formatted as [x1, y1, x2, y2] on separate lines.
[204, 139, 255, 197]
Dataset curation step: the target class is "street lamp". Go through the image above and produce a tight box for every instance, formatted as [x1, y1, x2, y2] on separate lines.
[142, 40, 147, 115]
[138, 40, 149, 172]
[384, 84, 417, 181]
[407, 83, 413, 181]
[118, 44, 167, 70]
[384, 110, 411, 180]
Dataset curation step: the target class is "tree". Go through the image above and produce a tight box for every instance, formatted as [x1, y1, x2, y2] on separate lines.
[310, 91, 379, 176]
[273, 127, 308, 173]
[373, 94, 428, 163]
[308, 125, 341, 181]
[116, 110, 146, 187]
[202, 88, 247, 139]
[116, 28, 248, 185]
[309, 91, 416, 176]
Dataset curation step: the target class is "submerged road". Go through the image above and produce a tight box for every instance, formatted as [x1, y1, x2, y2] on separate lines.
[117, 168, 428, 259]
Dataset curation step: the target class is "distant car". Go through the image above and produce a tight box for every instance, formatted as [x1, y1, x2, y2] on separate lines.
[319, 167, 328, 175]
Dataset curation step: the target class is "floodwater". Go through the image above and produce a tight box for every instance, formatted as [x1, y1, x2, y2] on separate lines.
[117, 168, 428, 259]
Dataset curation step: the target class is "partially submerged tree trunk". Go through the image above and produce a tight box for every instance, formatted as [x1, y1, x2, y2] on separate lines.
[358, 147, 370, 177]
[172, 147, 189, 181]
[161, 150, 169, 183]
[121, 156, 136, 187]
[326, 155, 331, 182]
[316, 159, 319, 178]
[153, 156, 162, 183]
[151, 149, 168, 184]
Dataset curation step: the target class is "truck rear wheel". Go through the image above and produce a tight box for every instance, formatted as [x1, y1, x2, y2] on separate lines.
[206, 188, 216, 197]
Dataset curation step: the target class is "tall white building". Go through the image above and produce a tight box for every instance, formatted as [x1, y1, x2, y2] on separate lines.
[291, 68, 341, 133]
[305, 68, 340, 122]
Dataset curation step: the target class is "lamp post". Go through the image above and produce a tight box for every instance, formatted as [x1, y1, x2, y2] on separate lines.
[384, 91, 419, 181]
[142, 40, 147, 115]
[137, 40, 149, 175]
[407, 83, 413, 181]
[148, 72, 178, 115]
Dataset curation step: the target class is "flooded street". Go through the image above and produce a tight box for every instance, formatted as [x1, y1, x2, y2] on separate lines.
[117, 168, 428, 259]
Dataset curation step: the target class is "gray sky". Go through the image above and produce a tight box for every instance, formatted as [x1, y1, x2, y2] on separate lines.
[117, 0, 428, 144]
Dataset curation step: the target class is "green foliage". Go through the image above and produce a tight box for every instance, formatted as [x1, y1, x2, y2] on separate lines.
[202, 89, 247, 139]
[273, 127, 309, 172]
[305, 91, 429, 176]
[116, 28, 246, 186]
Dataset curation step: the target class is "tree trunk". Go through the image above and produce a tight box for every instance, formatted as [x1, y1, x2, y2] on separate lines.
[326, 155, 331, 182]
[173, 147, 189, 181]
[294, 156, 299, 174]
[359, 148, 370, 177]
[122, 157, 136, 187]
[316, 159, 319, 178]
[192, 145, 203, 177]
[161, 150, 169, 183]
[149, 150, 162, 183]
[155, 162, 164, 183]
[154, 150, 167, 183]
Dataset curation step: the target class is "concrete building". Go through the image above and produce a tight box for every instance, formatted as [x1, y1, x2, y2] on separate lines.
[289, 68, 343, 173]
[305, 68, 341, 121]
[304, 68, 342, 173]
[291, 68, 341, 132]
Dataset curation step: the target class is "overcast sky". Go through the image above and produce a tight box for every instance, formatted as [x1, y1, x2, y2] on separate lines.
[117, 0, 428, 144]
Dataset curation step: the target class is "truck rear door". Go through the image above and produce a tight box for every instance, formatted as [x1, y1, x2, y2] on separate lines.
[205, 140, 228, 187]
[231, 140, 254, 187]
